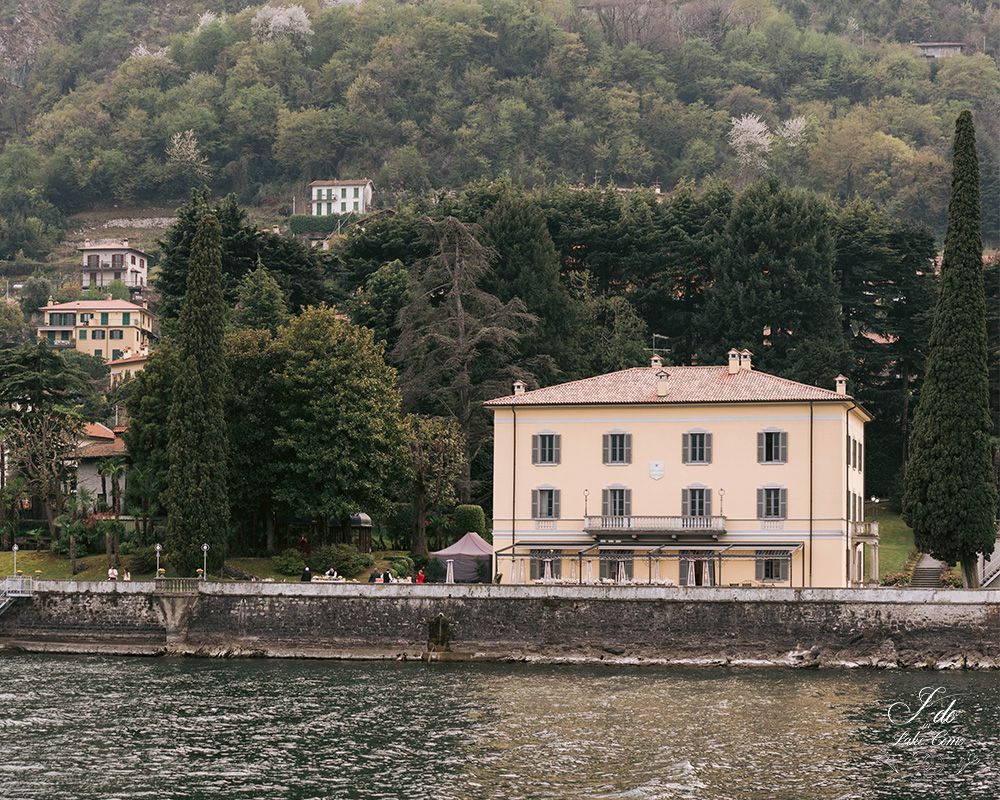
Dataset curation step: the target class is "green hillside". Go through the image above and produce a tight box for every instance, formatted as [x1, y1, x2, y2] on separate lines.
[1, 0, 998, 262]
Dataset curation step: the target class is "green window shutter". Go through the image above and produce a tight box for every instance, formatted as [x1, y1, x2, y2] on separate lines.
[780, 558, 789, 582]
[100, 312, 108, 325]
[531, 435, 539, 464]
[757, 432, 765, 463]
[624, 489, 632, 517]
[682, 433, 690, 464]
[601, 489, 609, 516]
[531, 490, 539, 519]
[79, 329, 86, 340]
[704, 489, 712, 517]
[553, 490, 561, 519]
[847, 435, 851, 465]
[779, 488, 788, 519]
[757, 489, 765, 519]
[705, 433, 712, 464]
[679, 553, 688, 586]
[553, 435, 561, 464]
[858, 444, 863, 472]
[602, 434, 610, 464]
[122, 312, 130, 325]
[682, 488, 690, 517]
[779, 432, 788, 462]
[623, 434, 632, 464]
[755, 554, 765, 581]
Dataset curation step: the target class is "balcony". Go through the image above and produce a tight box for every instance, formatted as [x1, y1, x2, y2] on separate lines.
[851, 521, 879, 540]
[584, 515, 727, 535]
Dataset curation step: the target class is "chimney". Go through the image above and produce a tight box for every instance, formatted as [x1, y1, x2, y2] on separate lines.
[512, 379, 527, 396]
[726, 348, 740, 375]
[835, 374, 848, 395]
[121, 238, 129, 248]
[272, 225, 281, 235]
[83, 238, 92, 248]
[650, 353, 663, 368]
[655, 368, 669, 397]
[739, 349, 753, 371]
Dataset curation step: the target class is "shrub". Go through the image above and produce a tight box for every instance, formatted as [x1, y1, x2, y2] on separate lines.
[306, 544, 373, 577]
[272, 548, 305, 576]
[940, 569, 964, 588]
[452, 504, 489, 541]
[390, 555, 415, 578]
[129, 545, 158, 574]
[881, 571, 911, 587]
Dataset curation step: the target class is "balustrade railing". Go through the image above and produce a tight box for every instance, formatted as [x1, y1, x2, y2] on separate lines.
[152, 577, 202, 594]
[584, 515, 726, 532]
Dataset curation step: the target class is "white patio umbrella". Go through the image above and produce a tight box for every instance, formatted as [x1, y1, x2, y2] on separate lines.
[585, 559, 594, 583]
[616, 559, 627, 584]
[702, 559, 711, 587]
[543, 558, 553, 582]
[445, 559, 455, 584]
[686, 559, 696, 587]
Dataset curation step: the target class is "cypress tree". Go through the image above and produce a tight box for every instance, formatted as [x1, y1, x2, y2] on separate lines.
[903, 111, 997, 587]
[165, 211, 230, 575]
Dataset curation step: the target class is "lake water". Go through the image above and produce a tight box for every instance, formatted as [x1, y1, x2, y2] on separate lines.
[0, 655, 997, 799]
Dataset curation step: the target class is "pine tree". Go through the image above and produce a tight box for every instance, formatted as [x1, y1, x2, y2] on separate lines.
[164, 211, 230, 575]
[903, 111, 998, 587]
[232, 261, 289, 334]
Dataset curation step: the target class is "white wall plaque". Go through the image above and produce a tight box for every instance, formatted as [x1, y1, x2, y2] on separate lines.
[649, 461, 665, 480]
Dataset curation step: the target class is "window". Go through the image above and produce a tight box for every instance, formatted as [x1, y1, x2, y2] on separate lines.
[130, 254, 136, 265]
[113, 271, 121, 281]
[110, 330, 123, 340]
[529, 549, 562, 580]
[603, 432, 632, 465]
[112, 349, 123, 361]
[353, 201, 359, 211]
[600, 551, 633, 581]
[682, 487, 712, 517]
[858, 443, 863, 473]
[46, 331, 55, 343]
[341, 187, 347, 198]
[111, 253, 124, 268]
[531, 488, 560, 519]
[87, 254, 99, 269]
[94, 349, 102, 357]
[80, 314, 91, 323]
[92, 330, 106, 340]
[140, 259, 145, 268]
[122, 312, 130, 325]
[354, 186, 360, 198]
[79, 329, 87, 340]
[682, 432, 712, 464]
[755, 552, 790, 582]
[326, 202, 332, 215]
[602, 487, 632, 517]
[679, 552, 715, 586]
[100, 313, 109, 326]
[531, 433, 560, 465]
[89, 272, 97, 285]
[341, 202, 347, 212]
[757, 487, 788, 519]
[757, 431, 788, 463]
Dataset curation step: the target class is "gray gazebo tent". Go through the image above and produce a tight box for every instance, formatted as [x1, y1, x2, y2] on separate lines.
[430, 532, 493, 582]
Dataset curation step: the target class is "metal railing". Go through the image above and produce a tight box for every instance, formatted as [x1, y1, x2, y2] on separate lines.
[584, 515, 727, 532]
[152, 577, 202, 594]
[1, 576, 35, 597]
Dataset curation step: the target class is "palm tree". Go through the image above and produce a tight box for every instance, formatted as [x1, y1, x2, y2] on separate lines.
[59, 488, 94, 576]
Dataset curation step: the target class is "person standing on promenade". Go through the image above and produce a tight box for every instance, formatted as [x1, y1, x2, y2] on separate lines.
[416, 569, 426, 584]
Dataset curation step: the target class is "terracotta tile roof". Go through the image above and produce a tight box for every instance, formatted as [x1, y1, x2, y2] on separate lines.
[42, 300, 150, 312]
[76, 437, 127, 459]
[308, 179, 373, 187]
[485, 366, 853, 407]
[109, 353, 149, 366]
[83, 422, 115, 440]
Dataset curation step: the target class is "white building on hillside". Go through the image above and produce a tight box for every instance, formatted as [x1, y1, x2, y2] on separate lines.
[309, 179, 373, 216]
[80, 239, 150, 293]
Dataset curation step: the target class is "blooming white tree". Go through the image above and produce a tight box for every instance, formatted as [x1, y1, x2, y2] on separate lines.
[129, 43, 167, 59]
[251, 5, 314, 45]
[165, 130, 211, 191]
[197, 11, 221, 29]
[728, 113, 772, 175]
[776, 116, 807, 149]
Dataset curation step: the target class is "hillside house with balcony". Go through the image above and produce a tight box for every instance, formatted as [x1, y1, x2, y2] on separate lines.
[37, 299, 157, 364]
[309, 179, 373, 216]
[79, 239, 150, 293]
[486, 350, 875, 588]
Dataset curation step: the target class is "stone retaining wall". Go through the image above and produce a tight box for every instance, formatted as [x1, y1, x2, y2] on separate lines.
[2, 581, 999, 668]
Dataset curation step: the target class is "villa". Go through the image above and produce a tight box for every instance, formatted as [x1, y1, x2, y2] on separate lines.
[486, 350, 876, 588]
[37, 299, 157, 364]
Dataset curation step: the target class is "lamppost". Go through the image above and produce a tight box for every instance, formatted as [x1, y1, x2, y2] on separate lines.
[154, 543, 162, 577]
[201, 543, 209, 581]
[871, 496, 880, 521]
[12, 543, 17, 576]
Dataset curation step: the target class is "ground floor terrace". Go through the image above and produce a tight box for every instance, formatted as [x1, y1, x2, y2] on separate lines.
[493, 519, 880, 589]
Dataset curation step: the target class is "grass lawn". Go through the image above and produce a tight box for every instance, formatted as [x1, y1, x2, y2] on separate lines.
[872, 510, 916, 581]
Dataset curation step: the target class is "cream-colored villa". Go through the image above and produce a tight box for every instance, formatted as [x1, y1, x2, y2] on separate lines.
[486, 349, 876, 588]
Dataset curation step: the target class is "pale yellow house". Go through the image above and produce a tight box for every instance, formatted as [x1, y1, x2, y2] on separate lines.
[108, 349, 150, 387]
[486, 350, 876, 589]
[37, 299, 157, 363]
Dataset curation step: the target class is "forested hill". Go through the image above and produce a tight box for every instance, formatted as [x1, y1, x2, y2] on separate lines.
[1, 0, 998, 260]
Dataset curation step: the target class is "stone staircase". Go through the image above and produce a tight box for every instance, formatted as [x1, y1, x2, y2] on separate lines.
[0, 576, 35, 617]
[910, 554, 945, 588]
